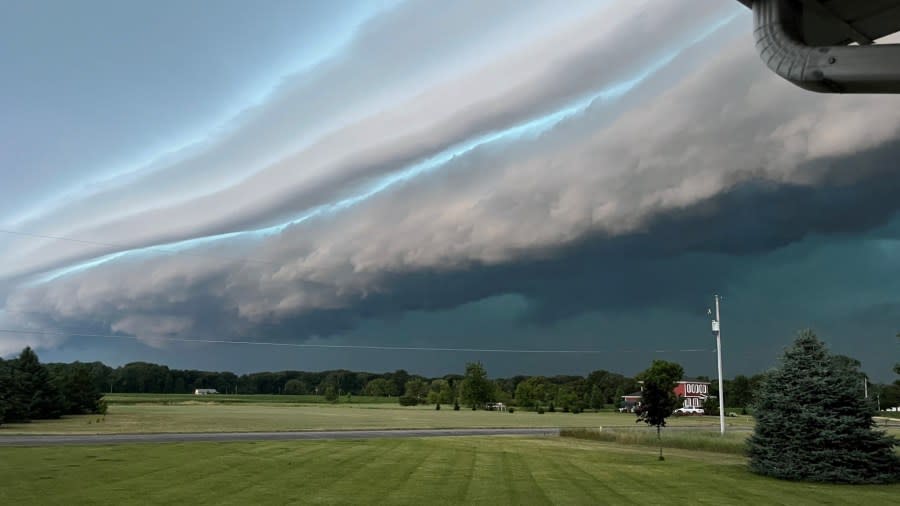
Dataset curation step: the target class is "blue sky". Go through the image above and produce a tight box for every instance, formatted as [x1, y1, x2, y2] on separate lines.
[1, 1, 898, 381]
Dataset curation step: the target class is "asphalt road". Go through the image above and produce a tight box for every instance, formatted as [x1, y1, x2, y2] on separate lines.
[0, 427, 560, 446]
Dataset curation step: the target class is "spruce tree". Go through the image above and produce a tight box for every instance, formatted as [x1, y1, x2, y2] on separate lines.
[61, 364, 104, 414]
[10, 347, 64, 421]
[747, 330, 900, 484]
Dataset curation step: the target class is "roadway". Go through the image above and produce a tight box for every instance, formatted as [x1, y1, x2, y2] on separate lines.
[0, 427, 560, 446]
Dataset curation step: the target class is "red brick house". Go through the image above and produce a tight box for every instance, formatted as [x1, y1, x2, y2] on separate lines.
[620, 379, 712, 412]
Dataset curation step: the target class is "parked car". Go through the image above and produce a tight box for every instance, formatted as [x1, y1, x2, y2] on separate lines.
[673, 407, 704, 416]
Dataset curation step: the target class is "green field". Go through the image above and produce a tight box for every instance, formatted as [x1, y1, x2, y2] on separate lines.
[1, 436, 896, 505]
[0, 402, 753, 435]
[103, 393, 397, 405]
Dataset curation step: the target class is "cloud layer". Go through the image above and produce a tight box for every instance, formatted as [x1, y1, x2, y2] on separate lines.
[2, 1, 899, 378]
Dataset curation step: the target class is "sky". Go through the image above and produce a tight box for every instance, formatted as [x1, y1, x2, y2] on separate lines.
[1, 0, 899, 381]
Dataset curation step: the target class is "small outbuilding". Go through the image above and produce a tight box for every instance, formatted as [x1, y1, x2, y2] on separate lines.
[194, 388, 219, 395]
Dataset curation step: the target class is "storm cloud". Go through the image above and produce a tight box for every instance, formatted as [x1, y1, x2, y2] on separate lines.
[1, 1, 898, 379]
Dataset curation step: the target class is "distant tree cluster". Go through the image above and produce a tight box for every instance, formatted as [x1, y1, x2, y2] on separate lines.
[0, 347, 105, 425]
[747, 330, 899, 484]
[513, 370, 638, 413]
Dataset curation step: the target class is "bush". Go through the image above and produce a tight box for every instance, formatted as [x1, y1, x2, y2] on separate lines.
[508, 407, 515, 414]
[435, 403, 441, 410]
[398, 396, 418, 406]
[537, 407, 545, 414]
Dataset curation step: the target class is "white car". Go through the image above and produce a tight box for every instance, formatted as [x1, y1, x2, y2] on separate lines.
[674, 407, 704, 416]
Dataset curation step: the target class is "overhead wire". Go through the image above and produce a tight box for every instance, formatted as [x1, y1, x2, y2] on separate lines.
[0, 327, 715, 354]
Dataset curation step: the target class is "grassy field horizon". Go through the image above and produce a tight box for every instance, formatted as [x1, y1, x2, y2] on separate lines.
[0, 401, 755, 435]
[1, 436, 896, 504]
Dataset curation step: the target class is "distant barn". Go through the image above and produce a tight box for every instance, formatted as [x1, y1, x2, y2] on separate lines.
[194, 388, 218, 395]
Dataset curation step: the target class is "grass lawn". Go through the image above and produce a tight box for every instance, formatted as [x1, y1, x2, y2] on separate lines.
[0, 403, 754, 435]
[1, 436, 896, 505]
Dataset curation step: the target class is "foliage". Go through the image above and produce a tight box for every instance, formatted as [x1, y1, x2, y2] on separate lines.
[747, 330, 900, 484]
[398, 396, 418, 406]
[589, 385, 603, 410]
[514, 376, 549, 408]
[0, 358, 9, 425]
[323, 385, 338, 402]
[635, 359, 684, 460]
[10, 347, 65, 421]
[58, 363, 105, 414]
[702, 396, 719, 417]
[404, 378, 429, 403]
[282, 379, 308, 395]
[555, 386, 579, 412]
[459, 362, 493, 409]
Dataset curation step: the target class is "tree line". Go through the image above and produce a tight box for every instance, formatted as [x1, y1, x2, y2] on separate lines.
[2, 344, 897, 426]
[0, 347, 105, 425]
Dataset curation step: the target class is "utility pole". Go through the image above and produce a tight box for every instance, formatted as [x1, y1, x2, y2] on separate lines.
[864, 377, 868, 399]
[712, 294, 725, 435]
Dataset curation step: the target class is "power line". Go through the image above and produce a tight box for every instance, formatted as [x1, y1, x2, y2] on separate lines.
[0, 327, 715, 355]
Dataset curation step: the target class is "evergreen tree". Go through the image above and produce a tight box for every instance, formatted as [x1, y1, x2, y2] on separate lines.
[11, 347, 65, 420]
[635, 360, 684, 460]
[60, 364, 105, 414]
[0, 358, 9, 425]
[747, 330, 899, 484]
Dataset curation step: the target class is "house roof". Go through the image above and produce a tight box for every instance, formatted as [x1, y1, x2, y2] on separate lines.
[623, 391, 642, 398]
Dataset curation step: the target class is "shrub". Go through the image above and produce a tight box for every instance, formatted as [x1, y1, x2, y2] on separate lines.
[537, 407, 545, 414]
[398, 396, 418, 406]
[508, 407, 515, 414]
[435, 403, 441, 410]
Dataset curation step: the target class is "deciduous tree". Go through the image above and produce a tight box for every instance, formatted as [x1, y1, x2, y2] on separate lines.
[634, 360, 684, 460]
[460, 362, 493, 409]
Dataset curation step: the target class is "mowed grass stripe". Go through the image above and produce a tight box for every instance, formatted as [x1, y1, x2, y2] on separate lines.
[1, 437, 898, 505]
[501, 447, 553, 505]
[381, 441, 462, 504]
